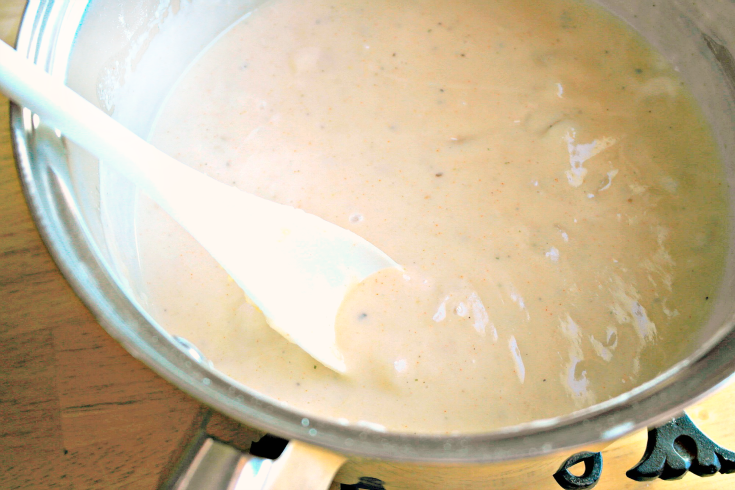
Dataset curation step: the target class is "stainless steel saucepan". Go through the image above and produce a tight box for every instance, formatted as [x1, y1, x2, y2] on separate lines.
[10, 0, 735, 488]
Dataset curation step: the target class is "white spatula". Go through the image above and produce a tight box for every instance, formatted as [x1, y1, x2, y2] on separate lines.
[0, 40, 401, 373]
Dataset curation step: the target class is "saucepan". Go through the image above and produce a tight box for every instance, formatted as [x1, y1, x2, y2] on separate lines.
[10, 0, 735, 488]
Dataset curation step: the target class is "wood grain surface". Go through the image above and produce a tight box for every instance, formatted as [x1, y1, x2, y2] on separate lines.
[2, 2, 735, 489]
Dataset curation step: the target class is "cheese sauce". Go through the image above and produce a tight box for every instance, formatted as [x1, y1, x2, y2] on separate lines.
[133, 0, 729, 433]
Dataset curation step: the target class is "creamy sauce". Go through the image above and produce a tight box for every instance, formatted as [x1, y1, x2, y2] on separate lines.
[133, 0, 729, 433]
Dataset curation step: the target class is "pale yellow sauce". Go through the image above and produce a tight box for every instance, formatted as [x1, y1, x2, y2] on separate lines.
[134, 0, 728, 433]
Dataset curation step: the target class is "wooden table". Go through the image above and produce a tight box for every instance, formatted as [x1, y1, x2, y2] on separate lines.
[2, 2, 735, 488]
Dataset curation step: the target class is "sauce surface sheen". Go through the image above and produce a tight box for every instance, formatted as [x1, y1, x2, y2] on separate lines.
[135, 0, 729, 433]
